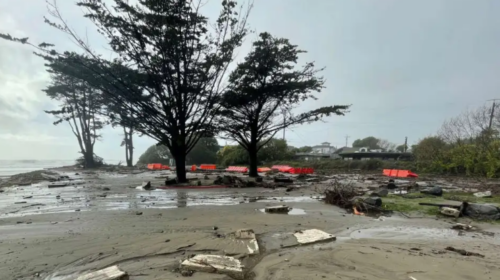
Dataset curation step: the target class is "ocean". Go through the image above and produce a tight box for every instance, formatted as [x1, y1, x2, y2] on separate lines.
[0, 159, 122, 178]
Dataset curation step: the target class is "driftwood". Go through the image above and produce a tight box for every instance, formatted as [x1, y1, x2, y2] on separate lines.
[445, 247, 484, 258]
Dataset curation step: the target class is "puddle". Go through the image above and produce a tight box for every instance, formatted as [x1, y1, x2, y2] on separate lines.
[0, 185, 318, 218]
[258, 208, 306, 215]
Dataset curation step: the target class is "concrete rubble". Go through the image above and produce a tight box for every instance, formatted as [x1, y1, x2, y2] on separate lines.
[181, 254, 244, 279]
[76, 265, 128, 280]
[234, 229, 260, 255]
[293, 229, 336, 245]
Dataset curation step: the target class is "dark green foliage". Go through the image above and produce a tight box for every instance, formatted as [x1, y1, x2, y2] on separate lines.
[352, 137, 381, 149]
[43, 55, 105, 168]
[219, 32, 349, 176]
[138, 137, 220, 165]
[217, 139, 296, 166]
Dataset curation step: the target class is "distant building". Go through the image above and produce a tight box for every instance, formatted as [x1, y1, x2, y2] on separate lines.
[335, 146, 413, 161]
[295, 142, 337, 161]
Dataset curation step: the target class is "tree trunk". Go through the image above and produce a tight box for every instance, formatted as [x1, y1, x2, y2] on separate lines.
[175, 152, 187, 183]
[83, 147, 94, 168]
[127, 128, 134, 167]
[248, 144, 259, 177]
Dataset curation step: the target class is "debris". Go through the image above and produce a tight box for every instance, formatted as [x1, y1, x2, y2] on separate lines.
[363, 196, 382, 207]
[473, 191, 492, 198]
[48, 182, 69, 188]
[264, 205, 291, 213]
[135, 211, 143, 215]
[451, 223, 475, 231]
[386, 182, 398, 189]
[14, 201, 27, 204]
[462, 202, 500, 220]
[75, 265, 128, 280]
[181, 254, 244, 279]
[370, 189, 388, 197]
[324, 183, 362, 209]
[255, 177, 263, 183]
[294, 229, 336, 245]
[273, 177, 293, 183]
[142, 181, 152, 190]
[22, 196, 33, 199]
[420, 186, 443, 196]
[235, 229, 256, 239]
[445, 246, 484, 258]
[440, 207, 460, 218]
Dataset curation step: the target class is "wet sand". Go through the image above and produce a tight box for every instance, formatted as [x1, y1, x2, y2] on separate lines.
[1, 170, 500, 279]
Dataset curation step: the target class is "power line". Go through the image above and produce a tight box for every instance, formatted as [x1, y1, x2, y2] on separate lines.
[345, 135, 350, 147]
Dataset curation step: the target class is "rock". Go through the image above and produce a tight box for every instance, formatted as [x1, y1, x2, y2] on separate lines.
[440, 207, 460, 218]
[451, 223, 475, 231]
[421, 186, 443, 196]
[473, 191, 492, 198]
[371, 189, 388, 197]
[135, 211, 143, 215]
[255, 177, 263, 183]
[386, 182, 398, 189]
[248, 197, 257, 202]
[197, 180, 202, 186]
[235, 228, 256, 239]
[265, 205, 291, 213]
[463, 203, 500, 220]
[142, 181, 152, 190]
[364, 196, 382, 207]
[103, 187, 110, 191]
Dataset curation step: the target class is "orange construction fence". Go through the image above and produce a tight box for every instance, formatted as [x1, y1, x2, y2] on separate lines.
[191, 165, 197, 171]
[271, 165, 292, 172]
[287, 167, 314, 174]
[200, 164, 216, 170]
[257, 167, 272, 172]
[383, 169, 418, 178]
[225, 166, 248, 173]
[147, 163, 169, 170]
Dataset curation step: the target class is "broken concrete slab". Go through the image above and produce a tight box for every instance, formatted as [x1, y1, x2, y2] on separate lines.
[247, 238, 260, 255]
[76, 265, 128, 280]
[294, 229, 336, 245]
[235, 228, 256, 239]
[181, 254, 244, 279]
[474, 191, 492, 198]
[441, 207, 460, 218]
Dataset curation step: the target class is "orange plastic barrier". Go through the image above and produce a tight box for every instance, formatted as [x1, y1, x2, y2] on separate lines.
[271, 165, 292, 172]
[225, 166, 248, 173]
[200, 164, 216, 170]
[383, 169, 418, 178]
[257, 167, 272, 172]
[288, 167, 314, 174]
[147, 163, 163, 170]
[161, 165, 170, 170]
[191, 165, 197, 171]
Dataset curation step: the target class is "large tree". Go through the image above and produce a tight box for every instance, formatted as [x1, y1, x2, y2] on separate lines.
[219, 32, 349, 177]
[0, 0, 252, 182]
[43, 56, 104, 168]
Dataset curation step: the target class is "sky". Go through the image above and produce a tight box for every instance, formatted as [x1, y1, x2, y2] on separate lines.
[1, 0, 500, 161]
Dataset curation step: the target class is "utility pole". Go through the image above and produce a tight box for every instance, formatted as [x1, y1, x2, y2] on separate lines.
[345, 135, 350, 147]
[404, 136, 408, 152]
[487, 99, 500, 130]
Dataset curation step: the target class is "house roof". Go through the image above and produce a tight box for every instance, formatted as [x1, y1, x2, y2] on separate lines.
[335, 147, 359, 154]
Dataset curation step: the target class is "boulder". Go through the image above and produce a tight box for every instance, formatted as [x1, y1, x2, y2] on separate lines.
[371, 189, 389, 197]
[386, 182, 398, 189]
[463, 203, 500, 220]
[441, 207, 460, 217]
[420, 186, 443, 196]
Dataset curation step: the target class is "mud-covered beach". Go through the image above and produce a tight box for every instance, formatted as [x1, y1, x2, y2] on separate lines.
[1, 168, 500, 280]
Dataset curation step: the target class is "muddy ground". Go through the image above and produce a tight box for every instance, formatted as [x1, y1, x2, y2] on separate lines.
[1, 168, 500, 280]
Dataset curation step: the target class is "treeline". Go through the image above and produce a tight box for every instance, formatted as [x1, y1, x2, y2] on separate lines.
[1, 0, 348, 181]
[412, 104, 500, 178]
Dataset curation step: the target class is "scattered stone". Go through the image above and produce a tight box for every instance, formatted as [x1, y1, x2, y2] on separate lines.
[75, 265, 128, 280]
[463, 202, 500, 220]
[473, 191, 492, 198]
[22, 196, 33, 199]
[213, 226, 218, 230]
[440, 207, 460, 218]
[371, 189, 388, 197]
[48, 182, 69, 188]
[420, 186, 443, 196]
[255, 177, 263, 183]
[14, 201, 27, 204]
[197, 180, 202, 186]
[248, 197, 257, 203]
[451, 223, 475, 231]
[294, 229, 336, 245]
[165, 239, 171, 243]
[386, 182, 398, 189]
[181, 254, 244, 279]
[103, 187, 110, 191]
[264, 205, 291, 213]
[135, 211, 143, 216]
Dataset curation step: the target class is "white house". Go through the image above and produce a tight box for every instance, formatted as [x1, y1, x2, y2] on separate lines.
[311, 142, 336, 154]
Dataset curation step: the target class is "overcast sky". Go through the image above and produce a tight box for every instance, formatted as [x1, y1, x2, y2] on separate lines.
[1, 0, 500, 161]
